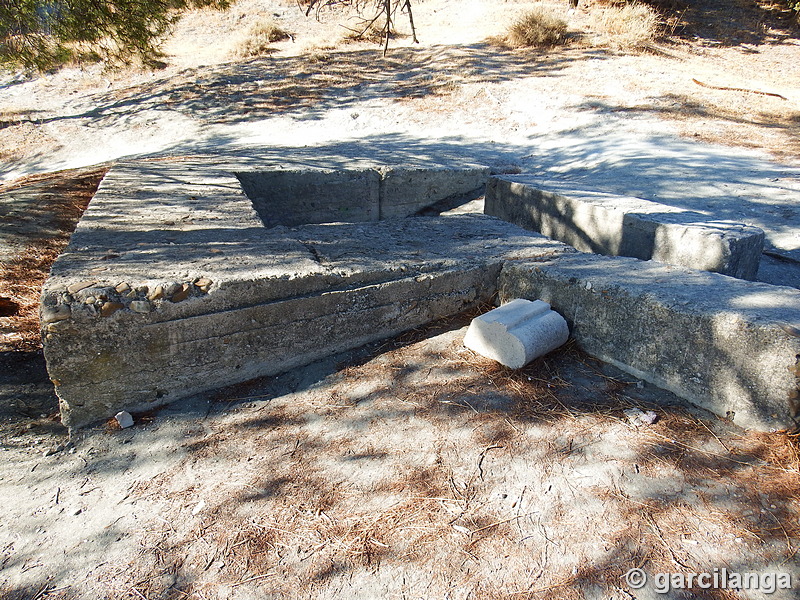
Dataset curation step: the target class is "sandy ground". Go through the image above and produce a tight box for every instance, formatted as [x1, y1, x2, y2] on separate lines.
[2, 320, 800, 600]
[1, 0, 800, 598]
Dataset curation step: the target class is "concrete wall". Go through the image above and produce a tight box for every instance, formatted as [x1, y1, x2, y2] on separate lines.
[498, 255, 800, 431]
[236, 166, 490, 227]
[486, 176, 765, 280]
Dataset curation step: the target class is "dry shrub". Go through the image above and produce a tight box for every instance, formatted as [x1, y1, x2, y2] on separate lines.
[507, 6, 569, 48]
[588, 2, 660, 49]
[234, 18, 292, 57]
[342, 17, 401, 44]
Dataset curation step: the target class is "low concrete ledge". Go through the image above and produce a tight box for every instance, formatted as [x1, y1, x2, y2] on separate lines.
[42, 157, 799, 432]
[485, 176, 765, 280]
[498, 255, 800, 431]
[235, 165, 490, 227]
[40, 157, 562, 428]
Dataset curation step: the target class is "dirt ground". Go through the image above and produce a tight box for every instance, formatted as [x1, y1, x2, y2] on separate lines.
[2, 314, 800, 600]
[1, 0, 800, 598]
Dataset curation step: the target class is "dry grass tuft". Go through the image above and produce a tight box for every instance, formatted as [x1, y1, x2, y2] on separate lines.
[342, 18, 397, 44]
[234, 18, 292, 57]
[587, 2, 661, 49]
[506, 6, 570, 48]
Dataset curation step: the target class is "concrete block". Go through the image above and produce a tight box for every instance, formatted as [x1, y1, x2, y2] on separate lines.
[41, 159, 572, 429]
[498, 254, 800, 431]
[236, 169, 381, 227]
[379, 166, 490, 219]
[486, 176, 765, 280]
[464, 299, 569, 368]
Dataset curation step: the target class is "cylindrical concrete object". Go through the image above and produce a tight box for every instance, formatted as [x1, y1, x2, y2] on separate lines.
[463, 299, 569, 369]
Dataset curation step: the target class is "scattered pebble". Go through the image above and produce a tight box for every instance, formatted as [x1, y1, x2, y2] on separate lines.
[115, 411, 134, 429]
[623, 408, 658, 426]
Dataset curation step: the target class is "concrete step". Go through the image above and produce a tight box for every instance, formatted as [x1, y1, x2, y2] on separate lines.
[486, 176, 765, 280]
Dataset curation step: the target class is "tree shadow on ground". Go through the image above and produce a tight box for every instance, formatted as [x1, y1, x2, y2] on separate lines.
[2, 43, 604, 129]
[641, 0, 798, 47]
[102, 313, 800, 599]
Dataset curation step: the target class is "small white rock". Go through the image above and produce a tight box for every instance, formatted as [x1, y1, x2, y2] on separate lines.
[623, 408, 658, 426]
[115, 411, 134, 429]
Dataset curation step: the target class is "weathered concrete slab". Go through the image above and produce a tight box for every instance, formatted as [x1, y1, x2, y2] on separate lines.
[486, 176, 765, 280]
[40, 159, 562, 428]
[41, 158, 800, 432]
[498, 255, 800, 431]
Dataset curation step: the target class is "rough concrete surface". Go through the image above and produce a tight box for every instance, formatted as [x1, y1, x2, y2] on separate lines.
[40, 157, 800, 432]
[40, 159, 557, 428]
[486, 176, 765, 280]
[498, 255, 800, 431]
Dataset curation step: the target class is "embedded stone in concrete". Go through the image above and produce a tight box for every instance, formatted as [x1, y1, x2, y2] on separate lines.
[498, 254, 800, 431]
[464, 299, 569, 369]
[486, 176, 765, 280]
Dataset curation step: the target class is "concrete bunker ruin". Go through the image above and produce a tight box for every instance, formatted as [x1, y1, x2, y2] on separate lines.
[40, 156, 800, 432]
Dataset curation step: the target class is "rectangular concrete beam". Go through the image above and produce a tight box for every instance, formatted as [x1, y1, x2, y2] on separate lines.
[46, 265, 500, 428]
[236, 169, 382, 227]
[378, 166, 489, 219]
[486, 176, 765, 280]
[42, 158, 569, 429]
[498, 255, 800, 431]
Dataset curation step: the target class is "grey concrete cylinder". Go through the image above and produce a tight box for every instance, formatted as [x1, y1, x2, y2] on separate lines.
[464, 299, 569, 369]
